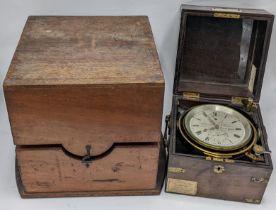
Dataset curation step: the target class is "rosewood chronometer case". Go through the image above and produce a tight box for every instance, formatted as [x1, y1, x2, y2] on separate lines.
[3, 16, 165, 198]
[164, 5, 274, 203]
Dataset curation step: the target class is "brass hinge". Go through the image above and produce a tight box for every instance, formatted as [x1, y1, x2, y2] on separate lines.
[183, 92, 200, 101]
[167, 167, 186, 174]
[231, 96, 257, 112]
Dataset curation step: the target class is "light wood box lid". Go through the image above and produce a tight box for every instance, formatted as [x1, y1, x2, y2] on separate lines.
[4, 16, 164, 87]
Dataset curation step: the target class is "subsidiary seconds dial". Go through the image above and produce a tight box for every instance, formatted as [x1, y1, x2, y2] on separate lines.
[182, 104, 253, 151]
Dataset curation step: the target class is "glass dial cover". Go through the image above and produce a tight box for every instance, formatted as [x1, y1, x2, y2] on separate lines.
[183, 104, 253, 151]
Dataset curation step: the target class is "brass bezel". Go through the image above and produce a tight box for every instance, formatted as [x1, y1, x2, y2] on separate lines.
[178, 104, 258, 158]
[182, 104, 253, 151]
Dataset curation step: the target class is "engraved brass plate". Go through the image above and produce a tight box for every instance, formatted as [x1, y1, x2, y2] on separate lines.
[212, 8, 242, 13]
[167, 178, 197, 195]
[213, 13, 240, 19]
[206, 156, 235, 163]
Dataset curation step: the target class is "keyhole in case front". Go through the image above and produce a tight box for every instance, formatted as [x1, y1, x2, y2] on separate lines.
[213, 164, 225, 174]
[82, 145, 92, 167]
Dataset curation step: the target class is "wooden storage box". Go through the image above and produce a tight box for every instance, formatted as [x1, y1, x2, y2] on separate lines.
[4, 16, 165, 198]
[165, 5, 274, 203]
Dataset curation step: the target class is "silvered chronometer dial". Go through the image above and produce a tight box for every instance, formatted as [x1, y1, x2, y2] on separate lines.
[180, 104, 253, 151]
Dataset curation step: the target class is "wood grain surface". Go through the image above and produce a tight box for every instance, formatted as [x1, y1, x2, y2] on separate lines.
[166, 95, 273, 203]
[4, 16, 165, 197]
[166, 5, 274, 202]
[173, 5, 274, 101]
[4, 16, 164, 86]
[4, 16, 164, 156]
[167, 154, 272, 203]
[5, 84, 164, 156]
[17, 143, 160, 193]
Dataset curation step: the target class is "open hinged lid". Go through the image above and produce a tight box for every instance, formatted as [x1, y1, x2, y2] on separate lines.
[174, 5, 274, 103]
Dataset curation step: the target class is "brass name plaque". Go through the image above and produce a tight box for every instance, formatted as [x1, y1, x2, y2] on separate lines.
[213, 13, 240, 19]
[212, 8, 242, 13]
[167, 178, 197, 195]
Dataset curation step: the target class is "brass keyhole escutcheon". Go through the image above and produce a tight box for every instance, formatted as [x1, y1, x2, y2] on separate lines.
[213, 165, 225, 174]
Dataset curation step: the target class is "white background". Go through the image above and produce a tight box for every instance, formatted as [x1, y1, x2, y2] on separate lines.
[0, 0, 276, 209]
